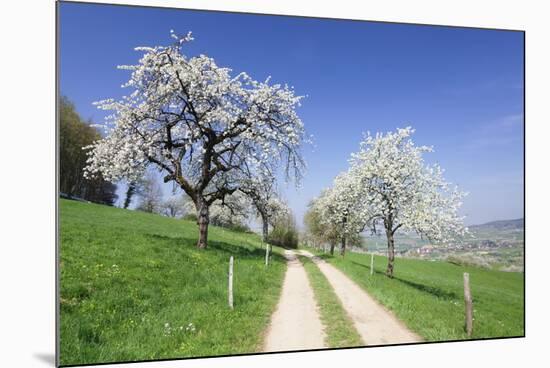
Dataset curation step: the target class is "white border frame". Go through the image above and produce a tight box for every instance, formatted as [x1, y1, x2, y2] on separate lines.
[2, 1, 548, 368]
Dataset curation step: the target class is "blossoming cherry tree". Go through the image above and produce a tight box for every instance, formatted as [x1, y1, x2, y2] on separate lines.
[85, 31, 306, 248]
[350, 127, 468, 277]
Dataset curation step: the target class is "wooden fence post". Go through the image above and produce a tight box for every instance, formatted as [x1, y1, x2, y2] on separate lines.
[370, 253, 374, 276]
[463, 272, 473, 337]
[228, 256, 234, 309]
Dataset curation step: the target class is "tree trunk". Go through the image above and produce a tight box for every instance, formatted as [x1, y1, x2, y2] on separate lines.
[196, 198, 209, 249]
[330, 243, 335, 255]
[340, 236, 346, 256]
[386, 229, 395, 278]
[340, 215, 347, 256]
[123, 181, 136, 209]
[261, 213, 269, 243]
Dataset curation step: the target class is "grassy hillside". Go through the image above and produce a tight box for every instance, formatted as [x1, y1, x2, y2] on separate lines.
[59, 199, 286, 366]
[306, 248, 524, 342]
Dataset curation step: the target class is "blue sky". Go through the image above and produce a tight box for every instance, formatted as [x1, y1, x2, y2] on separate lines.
[59, 2, 524, 226]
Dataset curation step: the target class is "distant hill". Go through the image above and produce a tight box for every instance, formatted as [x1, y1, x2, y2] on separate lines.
[469, 218, 524, 231]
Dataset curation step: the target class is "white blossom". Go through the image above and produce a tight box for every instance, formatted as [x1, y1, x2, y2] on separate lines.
[349, 127, 468, 244]
[311, 127, 468, 275]
[84, 32, 307, 248]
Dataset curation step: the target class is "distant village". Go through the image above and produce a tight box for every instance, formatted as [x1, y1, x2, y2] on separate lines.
[410, 238, 520, 256]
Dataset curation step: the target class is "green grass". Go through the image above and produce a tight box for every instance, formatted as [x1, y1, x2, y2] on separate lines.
[298, 255, 363, 348]
[59, 199, 286, 366]
[303, 247, 524, 342]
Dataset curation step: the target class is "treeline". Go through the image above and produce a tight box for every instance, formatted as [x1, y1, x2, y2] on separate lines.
[59, 96, 117, 205]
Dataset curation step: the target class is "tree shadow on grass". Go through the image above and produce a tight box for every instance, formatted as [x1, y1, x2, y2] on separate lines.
[315, 253, 336, 261]
[210, 240, 286, 262]
[146, 233, 196, 246]
[144, 233, 285, 262]
[350, 260, 458, 300]
[391, 277, 459, 300]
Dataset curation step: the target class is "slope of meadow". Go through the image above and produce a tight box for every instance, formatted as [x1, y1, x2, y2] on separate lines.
[59, 199, 286, 366]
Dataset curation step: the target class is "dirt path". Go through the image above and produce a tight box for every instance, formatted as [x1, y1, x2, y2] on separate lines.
[300, 250, 422, 345]
[262, 250, 327, 352]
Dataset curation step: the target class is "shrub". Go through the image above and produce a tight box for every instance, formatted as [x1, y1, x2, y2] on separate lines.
[226, 222, 251, 233]
[183, 213, 198, 222]
[268, 225, 298, 249]
[446, 254, 491, 269]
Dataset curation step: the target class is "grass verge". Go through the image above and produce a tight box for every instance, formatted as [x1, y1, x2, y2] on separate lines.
[298, 255, 363, 348]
